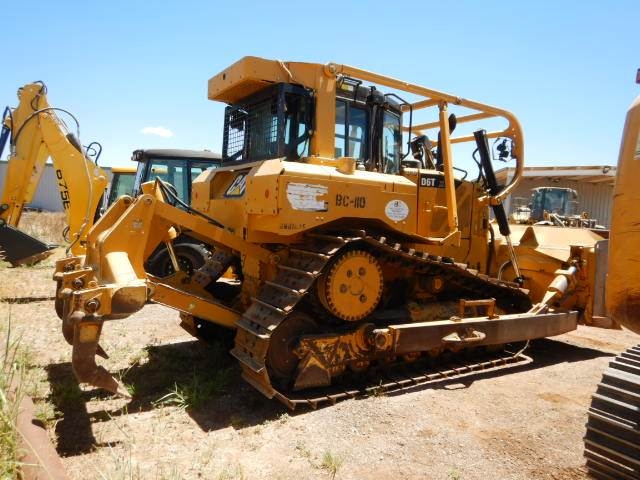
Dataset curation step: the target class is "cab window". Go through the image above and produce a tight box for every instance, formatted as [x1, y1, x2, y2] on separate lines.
[382, 111, 401, 174]
[335, 100, 366, 160]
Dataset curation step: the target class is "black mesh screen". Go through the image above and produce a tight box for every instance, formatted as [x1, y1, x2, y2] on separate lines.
[221, 83, 314, 164]
[223, 95, 280, 162]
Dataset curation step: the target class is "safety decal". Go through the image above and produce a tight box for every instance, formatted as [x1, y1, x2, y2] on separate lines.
[286, 183, 328, 212]
[385, 199, 409, 222]
[224, 173, 248, 197]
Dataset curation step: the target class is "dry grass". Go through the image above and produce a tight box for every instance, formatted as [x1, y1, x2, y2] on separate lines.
[0, 212, 67, 299]
[0, 313, 26, 479]
[16, 211, 67, 245]
[0, 213, 67, 477]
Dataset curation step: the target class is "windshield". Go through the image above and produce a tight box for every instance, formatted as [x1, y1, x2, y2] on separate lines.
[136, 157, 217, 205]
[531, 188, 578, 219]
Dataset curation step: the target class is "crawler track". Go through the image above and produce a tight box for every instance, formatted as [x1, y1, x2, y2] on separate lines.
[231, 232, 532, 409]
[584, 344, 640, 480]
[279, 349, 532, 409]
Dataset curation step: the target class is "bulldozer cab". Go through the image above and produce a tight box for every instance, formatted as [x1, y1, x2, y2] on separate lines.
[201, 57, 529, 252]
[221, 80, 403, 174]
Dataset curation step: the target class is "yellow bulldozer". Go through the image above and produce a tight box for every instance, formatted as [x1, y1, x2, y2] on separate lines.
[583, 86, 640, 479]
[54, 57, 586, 408]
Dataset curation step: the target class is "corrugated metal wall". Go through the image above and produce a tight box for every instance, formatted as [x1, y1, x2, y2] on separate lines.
[0, 161, 113, 212]
[504, 177, 613, 228]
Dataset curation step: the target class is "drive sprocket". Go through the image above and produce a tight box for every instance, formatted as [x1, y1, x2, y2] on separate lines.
[317, 249, 383, 321]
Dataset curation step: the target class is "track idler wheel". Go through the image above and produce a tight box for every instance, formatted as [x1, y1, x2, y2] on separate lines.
[266, 313, 319, 389]
[317, 249, 383, 321]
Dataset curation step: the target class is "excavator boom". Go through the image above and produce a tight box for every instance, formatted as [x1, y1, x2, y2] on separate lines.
[0, 82, 108, 265]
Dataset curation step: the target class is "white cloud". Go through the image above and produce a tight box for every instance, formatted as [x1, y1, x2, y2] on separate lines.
[140, 126, 174, 138]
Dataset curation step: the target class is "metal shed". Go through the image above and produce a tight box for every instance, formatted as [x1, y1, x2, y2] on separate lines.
[495, 165, 616, 228]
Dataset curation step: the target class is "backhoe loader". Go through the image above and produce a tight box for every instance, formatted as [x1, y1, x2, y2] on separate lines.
[127, 148, 222, 276]
[54, 57, 580, 408]
[0, 82, 222, 272]
[0, 82, 109, 266]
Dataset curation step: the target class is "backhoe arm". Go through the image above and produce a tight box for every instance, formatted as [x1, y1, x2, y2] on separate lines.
[0, 83, 108, 264]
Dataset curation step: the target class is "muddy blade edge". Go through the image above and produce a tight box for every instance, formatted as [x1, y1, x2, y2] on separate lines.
[0, 224, 57, 266]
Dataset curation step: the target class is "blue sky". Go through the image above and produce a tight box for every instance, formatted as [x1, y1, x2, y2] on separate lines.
[2, 0, 638, 171]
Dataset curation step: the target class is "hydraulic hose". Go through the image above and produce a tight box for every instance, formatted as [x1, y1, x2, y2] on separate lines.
[474, 129, 522, 283]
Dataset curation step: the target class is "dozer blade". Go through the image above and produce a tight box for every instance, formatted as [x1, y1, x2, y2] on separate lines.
[0, 224, 57, 266]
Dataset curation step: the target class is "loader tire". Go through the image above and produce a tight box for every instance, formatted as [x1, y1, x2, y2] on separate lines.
[146, 243, 210, 277]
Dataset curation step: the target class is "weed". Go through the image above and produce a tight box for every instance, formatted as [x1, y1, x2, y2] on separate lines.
[217, 463, 245, 480]
[229, 414, 246, 429]
[0, 316, 25, 478]
[34, 399, 59, 429]
[278, 411, 289, 424]
[157, 464, 181, 479]
[50, 375, 85, 408]
[153, 367, 232, 410]
[129, 348, 149, 367]
[370, 380, 388, 397]
[320, 450, 344, 479]
[294, 440, 312, 459]
[98, 443, 141, 480]
[447, 467, 462, 480]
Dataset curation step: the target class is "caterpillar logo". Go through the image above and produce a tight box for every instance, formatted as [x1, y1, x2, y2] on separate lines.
[224, 173, 248, 197]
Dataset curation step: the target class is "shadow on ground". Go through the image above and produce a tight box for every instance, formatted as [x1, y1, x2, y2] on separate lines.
[387, 337, 615, 396]
[45, 335, 612, 456]
[45, 338, 285, 456]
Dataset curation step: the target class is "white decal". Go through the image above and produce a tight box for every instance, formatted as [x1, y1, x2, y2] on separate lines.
[385, 199, 409, 222]
[286, 183, 328, 211]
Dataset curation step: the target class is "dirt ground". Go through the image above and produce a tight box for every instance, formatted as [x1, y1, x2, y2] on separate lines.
[1, 253, 637, 480]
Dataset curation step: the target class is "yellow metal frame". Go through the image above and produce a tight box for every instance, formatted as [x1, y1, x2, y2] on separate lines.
[208, 57, 525, 244]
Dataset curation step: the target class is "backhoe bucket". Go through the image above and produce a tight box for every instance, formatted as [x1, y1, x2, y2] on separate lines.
[0, 224, 57, 266]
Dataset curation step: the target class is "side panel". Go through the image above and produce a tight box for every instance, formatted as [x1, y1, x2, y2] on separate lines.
[606, 96, 640, 334]
[197, 159, 423, 242]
